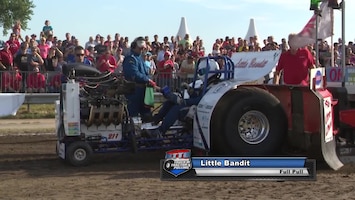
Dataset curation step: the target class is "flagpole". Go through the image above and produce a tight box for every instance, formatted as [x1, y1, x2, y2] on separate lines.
[331, 8, 334, 67]
[341, 0, 346, 87]
[315, 9, 320, 68]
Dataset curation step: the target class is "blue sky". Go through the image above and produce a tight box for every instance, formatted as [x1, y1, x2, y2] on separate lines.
[1, 0, 354, 53]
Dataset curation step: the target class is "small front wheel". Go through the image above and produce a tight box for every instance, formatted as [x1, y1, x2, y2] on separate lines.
[66, 141, 93, 167]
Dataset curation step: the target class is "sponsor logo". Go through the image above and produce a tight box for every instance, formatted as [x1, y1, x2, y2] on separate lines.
[315, 70, 322, 86]
[163, 149, 192, 177]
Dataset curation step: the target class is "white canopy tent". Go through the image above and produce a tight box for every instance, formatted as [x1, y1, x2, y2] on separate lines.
[176, 17, 190, 39]
[244, 18, 259, 40]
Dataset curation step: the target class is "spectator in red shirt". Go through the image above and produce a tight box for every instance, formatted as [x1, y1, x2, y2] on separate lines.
[26, 67, 46, 93]
[97, 49, 117, 73]
[0, 42, 14, 86]
[48, 72, 62, 93]
[10, 67, 23, 92]
[157, 51, 174, 87]
[1, 67, 22, 92]
[1, 70, 12, 92]
[273, 33, 315, 86]
[6, 33, 21, 56]
[0, 43, 13, 70]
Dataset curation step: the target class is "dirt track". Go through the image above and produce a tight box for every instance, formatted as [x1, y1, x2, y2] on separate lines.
[1, 121, 355, 199]
[0, 118, 55, 134]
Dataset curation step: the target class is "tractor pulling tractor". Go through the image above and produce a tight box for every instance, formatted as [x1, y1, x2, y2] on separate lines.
[55, 50, 355, 170]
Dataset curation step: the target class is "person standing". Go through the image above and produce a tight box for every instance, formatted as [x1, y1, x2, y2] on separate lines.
[73, 46, 92, 66]
[96, 49, 117, 73]
[114, 47, 125, 74]
[157, 51, 174, 87]
[38, 37, 50, 60]
[178, 54, 195, 81]
[273, 33, 315, 86]
[12, 20, 22, 38]
[28, 46, 44, 72]
[6, 33, 21, 56]
[122, 36, 157, 120]
[0, 43, 14, 89]
[0, 43, 13, 71]
[1, 67, 22, 92]
[14, 42, 30, 92]
[26, 67, 46, 93]
[143, 51, 156, 76]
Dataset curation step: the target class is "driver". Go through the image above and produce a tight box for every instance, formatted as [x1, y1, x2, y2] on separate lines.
[145, 58, 222, 137]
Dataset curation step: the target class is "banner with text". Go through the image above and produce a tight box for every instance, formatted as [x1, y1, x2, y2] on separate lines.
[326, 67, 355, 94]
[231, 50, 281, 84]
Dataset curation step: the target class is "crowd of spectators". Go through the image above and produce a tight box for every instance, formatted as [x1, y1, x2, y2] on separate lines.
[1, 19, 355, 93]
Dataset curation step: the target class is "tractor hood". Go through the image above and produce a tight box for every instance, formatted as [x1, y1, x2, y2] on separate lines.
[230, 50, 282, 84]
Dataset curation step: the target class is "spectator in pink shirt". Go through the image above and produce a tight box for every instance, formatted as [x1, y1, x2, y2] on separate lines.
[38, 37, 50, 59]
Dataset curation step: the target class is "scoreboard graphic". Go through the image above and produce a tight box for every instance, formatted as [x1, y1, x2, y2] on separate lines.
[161, 149, 316, 181]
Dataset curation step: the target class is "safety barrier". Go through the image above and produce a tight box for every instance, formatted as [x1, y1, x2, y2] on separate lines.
[0, 70, 193, 94]
[0, 92, 166, 116]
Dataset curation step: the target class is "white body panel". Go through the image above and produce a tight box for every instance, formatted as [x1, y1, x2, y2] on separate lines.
[62, 82, 81, 136]
[193, 80, 240, 149]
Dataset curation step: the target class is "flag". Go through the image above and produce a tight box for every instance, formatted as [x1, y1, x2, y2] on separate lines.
[289, 1, 333, 49]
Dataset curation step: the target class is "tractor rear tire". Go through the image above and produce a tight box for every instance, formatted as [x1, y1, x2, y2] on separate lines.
[66, 141, 93, 167]
[224, 87, 287, 155]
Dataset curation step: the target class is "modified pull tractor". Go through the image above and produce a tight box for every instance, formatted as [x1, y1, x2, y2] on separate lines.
[55, 63, 193, 166]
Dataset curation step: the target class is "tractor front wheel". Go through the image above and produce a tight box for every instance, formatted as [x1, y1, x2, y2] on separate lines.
[66, 141, 93, 167]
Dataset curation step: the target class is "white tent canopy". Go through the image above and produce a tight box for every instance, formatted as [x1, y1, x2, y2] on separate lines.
[244, 18, 259, 40]
[176, 17, 190, 39]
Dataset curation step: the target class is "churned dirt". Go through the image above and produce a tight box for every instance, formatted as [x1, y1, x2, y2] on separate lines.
[0, 119, 355, 199]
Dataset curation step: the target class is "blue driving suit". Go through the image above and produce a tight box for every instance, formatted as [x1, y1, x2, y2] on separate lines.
[122, 51, 151, 117]
[155, 87, 203, 134]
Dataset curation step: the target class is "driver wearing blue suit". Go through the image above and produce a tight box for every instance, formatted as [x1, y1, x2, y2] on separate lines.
[150, 58, 221, 136]
[123, 37, 157, 120]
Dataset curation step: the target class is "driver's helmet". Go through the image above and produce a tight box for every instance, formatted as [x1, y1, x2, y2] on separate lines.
[197, 58, 220, 80]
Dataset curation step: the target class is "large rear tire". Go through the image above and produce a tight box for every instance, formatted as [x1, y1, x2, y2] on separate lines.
[223, 87, 287, 155]
[66, 141, 93, 166]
